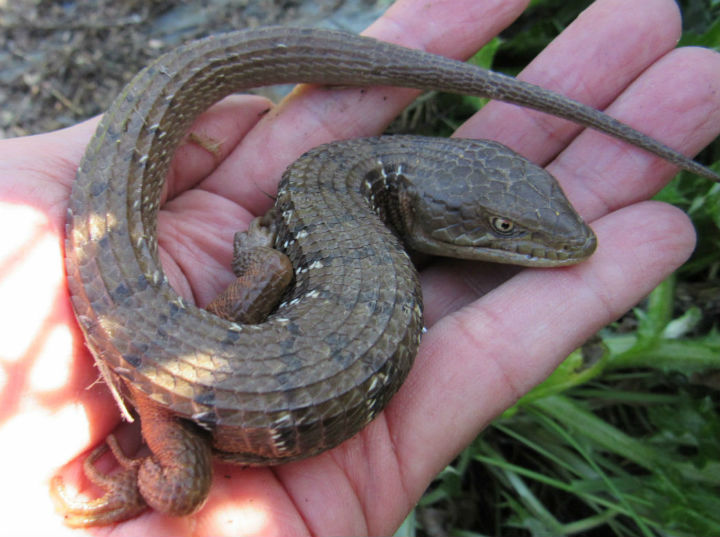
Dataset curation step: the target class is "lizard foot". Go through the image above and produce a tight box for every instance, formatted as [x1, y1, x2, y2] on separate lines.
[50, 434, 147, 527]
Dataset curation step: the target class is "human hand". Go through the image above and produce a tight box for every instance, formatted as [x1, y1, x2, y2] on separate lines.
[1, 0, 719, 535]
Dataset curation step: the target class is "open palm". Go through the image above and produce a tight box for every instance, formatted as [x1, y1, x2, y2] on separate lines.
[1, 0, 719, 535]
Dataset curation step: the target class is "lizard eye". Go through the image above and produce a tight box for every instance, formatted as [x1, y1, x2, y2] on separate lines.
[490, 216, 515, 235]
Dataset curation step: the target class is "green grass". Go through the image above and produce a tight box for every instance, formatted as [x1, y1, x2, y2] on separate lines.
[405, 1, 720, 536]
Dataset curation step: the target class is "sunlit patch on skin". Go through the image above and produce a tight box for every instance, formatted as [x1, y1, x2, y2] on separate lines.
[30, 325, 74, 391]
[0, 205, 66, 363]
[210, 492, 273, 534]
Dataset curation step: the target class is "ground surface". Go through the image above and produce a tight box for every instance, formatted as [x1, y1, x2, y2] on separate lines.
[0, 0, 385, 137]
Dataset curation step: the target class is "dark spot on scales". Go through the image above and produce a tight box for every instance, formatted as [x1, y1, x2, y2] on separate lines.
[348, 245, 377, 260]
[324, 332, 350, 348]
[279, 353, 304, 371]
[136, 274, 149, 291]
[222, 330, 242, 345]
[105, 123, 119, 141]
[275, 371, 293, 387]
[111, 282, 131, 303]
[90, 181, 107, 197]
[286, 321, 302, 336]
[332, 349, 355, 367]
[124, 354, 142, 368]
[193, 391, 216, 406]
[279, 336, 297, 352]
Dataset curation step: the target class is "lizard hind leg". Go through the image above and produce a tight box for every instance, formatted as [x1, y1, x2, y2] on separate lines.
[52, 388, 215, 523]
[50, 435, 147, 527]
[206, 212, 294, 324]
[130, 386, 215, 517]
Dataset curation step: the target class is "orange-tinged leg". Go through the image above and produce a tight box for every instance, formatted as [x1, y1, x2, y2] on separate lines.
[50, 435, 147, 527]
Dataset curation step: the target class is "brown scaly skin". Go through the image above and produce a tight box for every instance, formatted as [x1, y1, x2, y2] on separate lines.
[56, 27, 718, 526]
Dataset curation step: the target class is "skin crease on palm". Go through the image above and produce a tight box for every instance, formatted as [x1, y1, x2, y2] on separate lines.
[0, 0, 719, 534]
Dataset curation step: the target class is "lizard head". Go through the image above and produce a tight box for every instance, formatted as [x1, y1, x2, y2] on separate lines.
[393, 138, 597, 267]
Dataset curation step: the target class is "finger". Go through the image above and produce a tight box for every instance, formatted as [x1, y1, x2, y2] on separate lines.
[552, 45, 720, 220]
[203, 0, 532, 215]
[0, 117, 100, 224]
[388, 200, 696, 499]
[455, 0, 682, 165]
[164, 94, 272, 200]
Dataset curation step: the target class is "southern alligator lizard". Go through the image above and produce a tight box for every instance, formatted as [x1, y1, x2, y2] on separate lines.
[56, 26, 719, 526]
